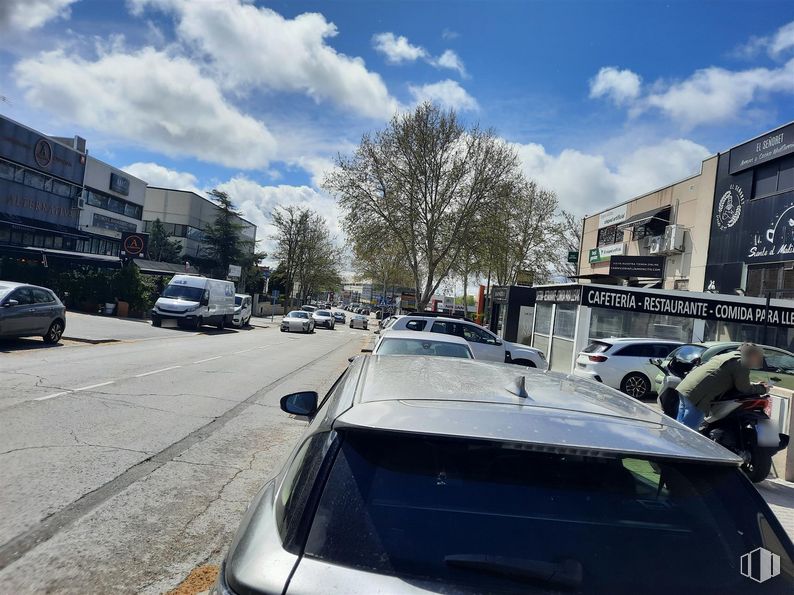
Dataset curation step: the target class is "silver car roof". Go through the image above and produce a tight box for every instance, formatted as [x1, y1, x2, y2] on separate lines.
[334, 356, 740, 465]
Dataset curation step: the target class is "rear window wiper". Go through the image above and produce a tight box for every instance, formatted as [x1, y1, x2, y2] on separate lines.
[445, 554, 583, 589]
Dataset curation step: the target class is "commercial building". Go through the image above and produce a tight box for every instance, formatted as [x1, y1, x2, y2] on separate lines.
[142, 187, 256, 259]
[577, 154, 718, 291]
[0, 114, 145, 266]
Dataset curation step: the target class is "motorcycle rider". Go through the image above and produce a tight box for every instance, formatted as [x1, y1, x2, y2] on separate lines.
[675, 343, 768, 429]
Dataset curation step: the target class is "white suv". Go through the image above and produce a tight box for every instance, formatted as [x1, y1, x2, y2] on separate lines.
[573, 338, 681, 399]
[388, 315, 546, 369]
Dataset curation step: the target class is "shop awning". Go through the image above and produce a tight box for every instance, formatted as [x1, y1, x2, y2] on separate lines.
[616, 206, 671, 230]
[0, 213, 89, 238]
[133, 258, 199, 275]
[0, 246, 122, 268]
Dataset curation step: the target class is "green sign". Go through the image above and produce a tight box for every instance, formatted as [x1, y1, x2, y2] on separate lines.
[588, 248, 601, 263]
[567, 251, 579, 264]
[589, 243, 624, 263]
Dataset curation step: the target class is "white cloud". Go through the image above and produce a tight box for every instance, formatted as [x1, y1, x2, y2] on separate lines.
[589, 66, 642, 105]
[0, 0, 77, 32]
[214, 176, 342, 256]
[372, 32, 427, 64]
[734, 20, 794, 59]
[409, 80, 478, 111]
[441, 29, 459, 41]
[14, 47, 278, 168]
[373, 31, 466, 76]
[643, 59, 794, 127]
[514, 138, 710, 216]
[132, 0, 397, 119]
[122, 162, 199, 191]
[432, 50, 467, 77]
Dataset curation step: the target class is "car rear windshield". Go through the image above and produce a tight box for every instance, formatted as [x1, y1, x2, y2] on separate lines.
[377, 338, 471, 359]
[304, 431, 793, 594]
[161, 284, 203, 301]
[317, 310, 330, 316]
[583, 340, 611, 354]
[289, 311, 308, 318]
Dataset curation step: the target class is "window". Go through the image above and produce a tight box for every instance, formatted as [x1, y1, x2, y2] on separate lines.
[461, 323, 497, 345]
[8, 288, 33, 305]
[553, 303, 577, 339]
[0, 161, 14, 181]
[763, 349, 794, 374]
[51, 180, 73, 198]
[43, 235, 53, 249]
[31, 288, 55, 304]
[303, 432, 794, 594]
[583, 341, 610, 354]
[752, 155, 794, 199]
[404, 319, 427, 331]
[85, 189, 143, 220]
[534, 303, 553, 335]
[377, 338, 472, 358]
[276, 432, 333, 550]
[615, 343, 657, 357]
[670, 344, 705, 363]
[597, 225, 621, 246]
[23, 170, 47, 190]
[53, 236, 63, 249]
[33, 234, 44, 247]
[431, 320, 460, 336]
[0, 228, 9, 242]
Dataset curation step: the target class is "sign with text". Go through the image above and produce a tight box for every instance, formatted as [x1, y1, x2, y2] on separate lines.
[120, 231, 148, 259]
[515, 269, 533, 286]
[729, 122, 794, 174]
[567, 251, 579, 264]
[598, 205, 627, 228]
[1, 116, 85, 185]
[228, 264, 242, 279]
[588, 242, 625, 263]
[109, 172, 130, 196]
[536, 286, 582, 303]
[581, 286, 794, 328]
[0, 181, 79, 228]
[609, 255, 665, 278]
[491, 286, 509, 303]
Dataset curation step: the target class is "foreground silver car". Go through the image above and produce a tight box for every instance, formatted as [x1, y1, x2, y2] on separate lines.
[215, 357, 794, 595]
[0, 281, 66, 344]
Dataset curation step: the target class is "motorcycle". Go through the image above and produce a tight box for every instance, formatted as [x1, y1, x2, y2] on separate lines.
[650, 357, 789, 483]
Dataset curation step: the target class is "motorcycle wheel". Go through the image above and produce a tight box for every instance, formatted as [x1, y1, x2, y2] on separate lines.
[743, 447, 773, 483]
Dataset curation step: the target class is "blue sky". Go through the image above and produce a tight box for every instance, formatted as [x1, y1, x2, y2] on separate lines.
[1, 0, 793, 256]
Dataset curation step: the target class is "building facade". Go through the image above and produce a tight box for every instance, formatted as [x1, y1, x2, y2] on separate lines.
[142, 186, 256, 259]
[577, 154, 718, 291]
[0, 115, 146, 265]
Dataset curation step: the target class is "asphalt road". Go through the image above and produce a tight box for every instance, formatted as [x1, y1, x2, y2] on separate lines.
[0, 314, 372, 593]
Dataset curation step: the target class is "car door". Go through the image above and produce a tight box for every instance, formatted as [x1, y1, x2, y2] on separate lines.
[29, 288, 58, 334]
[760, 348, 794, 390]
[0, 288, 35, 335]
[460, 321, 506, 361]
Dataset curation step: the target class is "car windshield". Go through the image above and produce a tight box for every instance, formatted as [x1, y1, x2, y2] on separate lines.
[377, 338, 471, 358]
[305, 431, 793, 594]
[161, 284, 203, 301]
[0, 285, 14, 300]
[235, 296, 243, 306]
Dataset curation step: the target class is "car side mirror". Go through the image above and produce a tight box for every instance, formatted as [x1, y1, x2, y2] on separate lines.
[4, 299, 19, 307]
[649, 357, 662, 366]
[280, 391, 318, 418]
[692, 357, 702, 366]
[200, 297, 209, 306]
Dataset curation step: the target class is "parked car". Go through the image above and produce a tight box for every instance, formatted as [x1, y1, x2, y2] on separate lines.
[216, 356, 794, 595]
[152, 275, 235, 330]
[369, 330, 473, 359]
[312, 309, 335, 330]
[349, 314, 369, 330]
[651, 341, 794, 393]
[573, 338, 682, 399]
[376, 314, 403, 333]
[332, 311, 346, 324]
[388, 315, 546, 369]
[301, 305, 318, 313]
[232, 294, 252, 328]
[281, 310, 315, 333]
[0, 282, 66, 344]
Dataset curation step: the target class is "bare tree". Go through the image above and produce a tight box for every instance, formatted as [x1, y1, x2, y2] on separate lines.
[324, 103, 519, 311]
[554, 210, 582, 279]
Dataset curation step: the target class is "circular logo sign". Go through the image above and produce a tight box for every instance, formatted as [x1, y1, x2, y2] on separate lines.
[716, 183, 745, 231]
[123, 234, 144, 256]
[34, 138, 53, 168]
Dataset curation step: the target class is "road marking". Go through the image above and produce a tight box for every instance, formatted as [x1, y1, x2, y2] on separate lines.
[134, 366, 181, 378]
[73, 381, 115, 392]
[193, 356, 222, 364]
[232, 347, 256, 354]
[34, 392, 69, 401]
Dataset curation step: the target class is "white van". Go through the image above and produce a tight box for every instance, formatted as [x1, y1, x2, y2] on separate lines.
[233, 293, 252, 327]
[152, 275, 236, 330]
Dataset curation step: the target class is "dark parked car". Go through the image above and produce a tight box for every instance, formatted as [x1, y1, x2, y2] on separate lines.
[214, 356, 793, 595]
[0, 281, 66, 344]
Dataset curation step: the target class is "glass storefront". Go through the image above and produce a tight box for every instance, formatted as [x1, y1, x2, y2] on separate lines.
[705, 320, 794, 353]
[589, 308, 693, 343]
